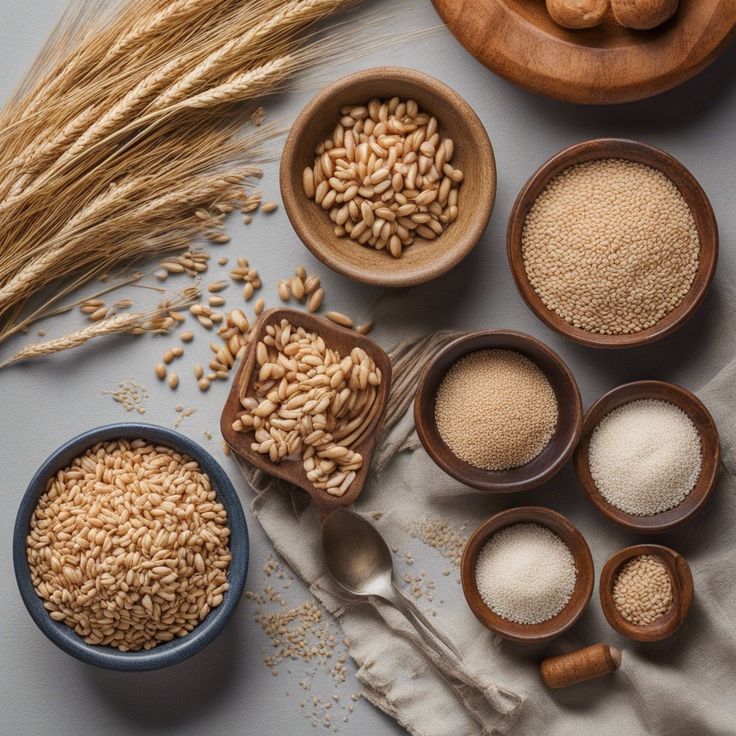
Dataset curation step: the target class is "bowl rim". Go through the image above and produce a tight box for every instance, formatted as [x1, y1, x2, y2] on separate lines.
[573, 380, 720, 533]
[13, 423, 249, 671]
[413, 329, 583, 492]
[460, 506, 594, 643]
[506, 137, 719, 348]
[280, 65, 497, 287]
[598, 543, 694, 642]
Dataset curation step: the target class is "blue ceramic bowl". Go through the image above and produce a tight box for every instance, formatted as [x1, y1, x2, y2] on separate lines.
[13, 423, 249, 671]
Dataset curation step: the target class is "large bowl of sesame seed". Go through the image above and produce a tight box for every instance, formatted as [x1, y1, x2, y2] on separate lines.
[507, 138, 718, 348]
[13, 423, 248, 671]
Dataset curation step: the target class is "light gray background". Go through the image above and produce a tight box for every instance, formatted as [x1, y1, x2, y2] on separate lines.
[2, 2, 735, 735]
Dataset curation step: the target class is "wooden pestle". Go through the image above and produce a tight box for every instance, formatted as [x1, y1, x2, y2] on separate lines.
[540, 643, 622, 689]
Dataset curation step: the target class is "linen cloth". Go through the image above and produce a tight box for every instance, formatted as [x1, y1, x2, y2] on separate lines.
[235, 338, 736, 736]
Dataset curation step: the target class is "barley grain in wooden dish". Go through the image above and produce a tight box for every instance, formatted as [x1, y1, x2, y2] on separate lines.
[231, 319, 382, 497]
[26, 439, 231, 652]
[303, 97, 463, 258]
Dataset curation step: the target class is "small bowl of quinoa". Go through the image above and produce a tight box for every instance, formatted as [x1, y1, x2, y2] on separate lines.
[599, 544, 693, 642]
[414, 329, 582, 492]
[13, 423, 248, 671]
[460, 507, 594, 643]
[507, 138, 718, 348]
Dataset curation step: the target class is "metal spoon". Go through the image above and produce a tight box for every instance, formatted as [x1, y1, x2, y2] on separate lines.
[321, 508, 461, 659]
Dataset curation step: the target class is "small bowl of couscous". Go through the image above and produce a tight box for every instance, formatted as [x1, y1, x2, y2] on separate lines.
[507, 138, 718, 349]
[413, 330, 582, 492]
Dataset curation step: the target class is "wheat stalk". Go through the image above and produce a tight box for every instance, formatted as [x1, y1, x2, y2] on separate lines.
[0, 286, 200, 368]
[0, 0, 364, 358]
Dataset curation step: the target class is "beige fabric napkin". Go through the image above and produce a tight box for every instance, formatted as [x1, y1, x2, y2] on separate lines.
[234, 337, 736, 736]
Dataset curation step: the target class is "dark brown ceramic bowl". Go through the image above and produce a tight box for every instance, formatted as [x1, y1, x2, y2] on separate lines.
[414, 330, 582, 493]
[600, 544, 693, 642]
[574, 380, 720, 533]
[507, 138, 718, 348]
[280, 66, 496, 287]
[461, 507, 594, 643]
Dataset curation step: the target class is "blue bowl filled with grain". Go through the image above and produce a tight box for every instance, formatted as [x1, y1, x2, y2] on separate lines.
[13, 423, 248, 671]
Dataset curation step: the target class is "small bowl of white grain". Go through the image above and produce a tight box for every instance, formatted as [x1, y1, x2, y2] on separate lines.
[13, 423, 248, 671]
[460, 506, 594, 643]
[574, 380, 720, 533]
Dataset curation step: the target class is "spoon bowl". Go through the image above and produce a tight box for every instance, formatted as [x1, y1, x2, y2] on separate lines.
[322, 508, 393, 598]
[321, 508, 460, 657]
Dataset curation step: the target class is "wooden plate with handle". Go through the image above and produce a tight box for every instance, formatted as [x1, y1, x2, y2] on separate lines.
[220, 308, 392, 518]
[432, 0, 736, 104]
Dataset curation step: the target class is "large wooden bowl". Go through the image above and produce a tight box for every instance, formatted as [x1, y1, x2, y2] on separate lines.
[461, 507, 594, 643]
[414, 330, 582, 492]
[507, 138, 718, 348]
[600, 544, 693, 642]
[574, 380, 720, 533]
[220, 309, 392, 518]
[432, 0, 736, 105]
[280, 67, 496, 287]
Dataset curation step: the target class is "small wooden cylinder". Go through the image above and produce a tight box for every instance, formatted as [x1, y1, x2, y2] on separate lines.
[540, 643, 622, 689]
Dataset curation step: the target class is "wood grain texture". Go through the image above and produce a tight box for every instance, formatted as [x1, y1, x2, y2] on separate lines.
[540, 643, 622, 689]
[220, 308, 392, 519]
[279, 67, 496, 287]
[460, 507, 595, 643]
[413, 330, 582, 492]
[432, 0, 736, 104]
[507, 138, 718, 348]
[573, 380, 721, 532]
[600, 543, 694, 642]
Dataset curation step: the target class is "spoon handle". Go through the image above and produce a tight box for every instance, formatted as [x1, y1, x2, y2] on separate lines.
[385, 585, 461, 660]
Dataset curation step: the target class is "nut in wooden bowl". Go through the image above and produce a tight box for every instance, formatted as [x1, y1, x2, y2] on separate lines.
[414, 330, 582, 493]
[220, 308, 392, 519]
[600, 544, 693, 642]
[461, 507, 594, 643]
[280, 66, 496, 287]
[507, 138, 718, 348]
[574, 380, 720, 533]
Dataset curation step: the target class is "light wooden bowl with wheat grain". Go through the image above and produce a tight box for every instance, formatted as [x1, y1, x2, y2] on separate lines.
[280, 67, 496, 287]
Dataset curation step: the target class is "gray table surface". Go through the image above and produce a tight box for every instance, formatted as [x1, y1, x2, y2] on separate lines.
[2, 2, 735, 735]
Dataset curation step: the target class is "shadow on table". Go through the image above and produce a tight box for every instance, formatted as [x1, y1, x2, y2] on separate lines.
[82, 610, 247, 729]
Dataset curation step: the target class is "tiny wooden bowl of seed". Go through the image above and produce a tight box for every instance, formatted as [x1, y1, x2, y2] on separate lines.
[414, 329, 582, 492]
[507, 138, 718, 348]
[574, 380, 720, 533]
[280, 66, 496, 287]
[220, 308, 392, 519]
[461, 506, 594, 643]
[600, 544, 693, 642]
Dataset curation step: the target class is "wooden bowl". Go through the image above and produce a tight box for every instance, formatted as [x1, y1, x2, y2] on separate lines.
[279, 67, 496, 287]
[507, 138, 718, 348]
[461, 507, 594, 643]
[432, 0, 736, 105]
[220, 308, 392, 518]
[414, 330, 582, 492]
[574, 380, 720, 533]
[600, 544, 693, 642]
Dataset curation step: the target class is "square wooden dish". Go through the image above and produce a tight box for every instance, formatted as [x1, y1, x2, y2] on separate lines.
[220, 308, 392, 518]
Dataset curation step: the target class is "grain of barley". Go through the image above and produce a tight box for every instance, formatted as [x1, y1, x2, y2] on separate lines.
[325, 311, 352, 328]
[261, 201, 278, 213]
[167, 372, 179, 389]
[254, 298, 265, 315]
[180, 331, 193, 343]
[307, 288, 324, 313]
